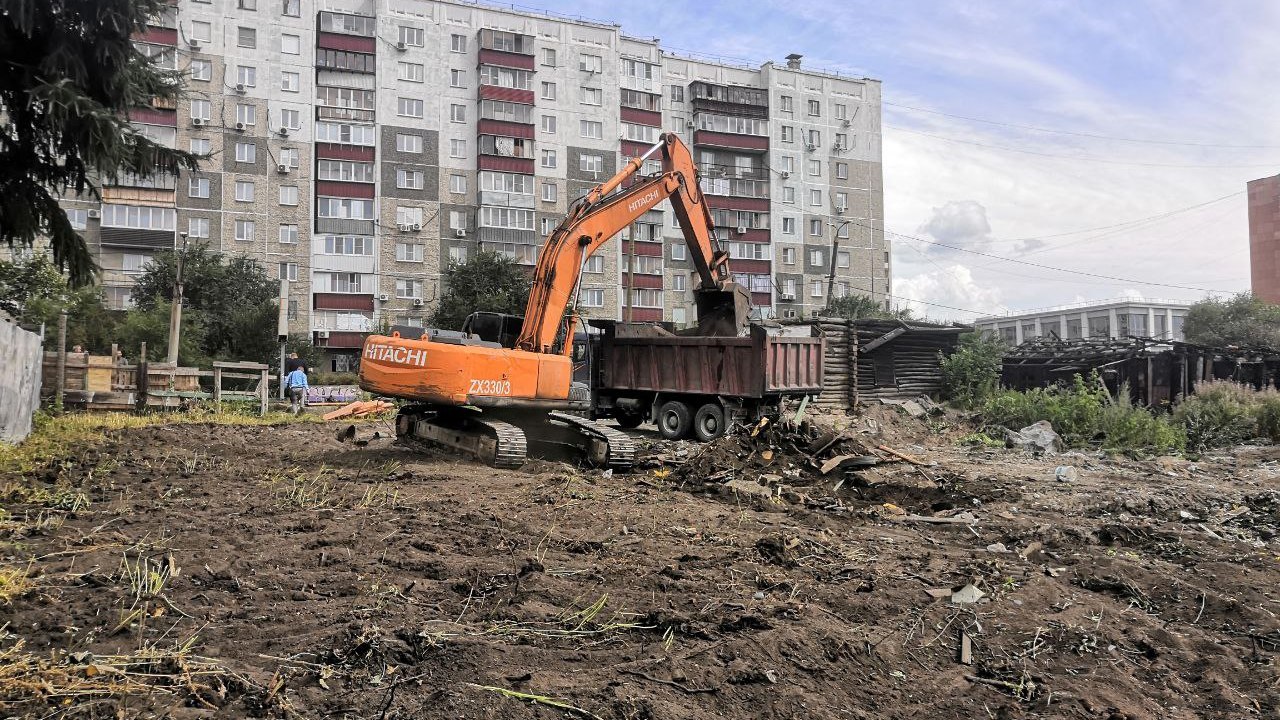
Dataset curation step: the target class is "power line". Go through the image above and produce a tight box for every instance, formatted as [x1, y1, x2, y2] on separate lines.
[977, 190, 1244, 246]
[886, 124, 1280, 169]
[884, 100, 1280, 149]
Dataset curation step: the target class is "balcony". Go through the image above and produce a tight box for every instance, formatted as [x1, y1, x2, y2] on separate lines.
[318, 11, 376, 37]
[478, 84, 535, 105]
[693, 130, 768, 153]
[478, 119, 534, 140]
[700, 175, 769, 199]
[318, 106, 375, 123]
[314, 293, 375, 312]
[479, 29, 535, 55]
[316, 49, 375, 74]
[478, 135, 534, 159]
[689, 81, 768, 118]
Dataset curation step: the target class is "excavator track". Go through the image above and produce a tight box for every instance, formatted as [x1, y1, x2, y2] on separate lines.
[484, 418, 529, 468]
[548, 412, 637, 470]
[395, 407, 528, 468]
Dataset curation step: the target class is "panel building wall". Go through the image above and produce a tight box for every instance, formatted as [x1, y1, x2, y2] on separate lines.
[71, 0, 885, 370]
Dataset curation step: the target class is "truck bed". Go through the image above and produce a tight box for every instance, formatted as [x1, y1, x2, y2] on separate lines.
[598, 324, 824, 399]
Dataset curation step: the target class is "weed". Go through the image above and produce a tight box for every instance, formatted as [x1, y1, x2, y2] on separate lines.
[271, 468, 335, 509]
[0, 564, 35, 603]
[1174, 381, 1277, 452]
[354, 483, 399, 509]
[957, 432, 1003, 448]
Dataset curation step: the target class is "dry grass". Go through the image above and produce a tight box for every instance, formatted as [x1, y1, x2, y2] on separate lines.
[0, 564, 36, 604]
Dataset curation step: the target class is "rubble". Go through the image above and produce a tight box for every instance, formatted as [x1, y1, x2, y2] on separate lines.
[1004, 420, 1062, 454]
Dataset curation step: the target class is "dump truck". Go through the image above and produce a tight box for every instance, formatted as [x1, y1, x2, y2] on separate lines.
[575, 321, 825, 441]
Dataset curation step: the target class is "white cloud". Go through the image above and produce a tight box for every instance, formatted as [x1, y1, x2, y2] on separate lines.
[894, 264, 1007, 321]
[916, 200, 994, 254]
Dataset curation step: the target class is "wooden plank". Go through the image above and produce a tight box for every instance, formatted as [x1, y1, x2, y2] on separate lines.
[860, 326, 907, 354]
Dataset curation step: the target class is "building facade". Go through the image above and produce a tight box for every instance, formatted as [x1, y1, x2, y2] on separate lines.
[975, 299, 1190, 346]
[82, 0, 886, 370]
[1249, 173, 1280, 303]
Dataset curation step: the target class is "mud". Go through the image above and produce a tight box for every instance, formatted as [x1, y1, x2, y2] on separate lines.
[2, 411, 1279, 719]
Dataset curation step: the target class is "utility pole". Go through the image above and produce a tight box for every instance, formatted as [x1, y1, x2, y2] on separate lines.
[166, 232, 189, 365]
[825, 220, 850, 311]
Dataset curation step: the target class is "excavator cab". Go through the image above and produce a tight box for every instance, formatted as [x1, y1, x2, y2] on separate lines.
[462, 312, 524, 348]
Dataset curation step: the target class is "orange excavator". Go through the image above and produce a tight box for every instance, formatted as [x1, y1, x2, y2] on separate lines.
[358, 133, 749, 468]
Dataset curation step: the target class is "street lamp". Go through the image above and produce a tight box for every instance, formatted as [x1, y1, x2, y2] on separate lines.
[166, 231, 189, 365]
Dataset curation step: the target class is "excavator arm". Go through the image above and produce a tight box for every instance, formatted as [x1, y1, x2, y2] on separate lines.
[516, 133, 747, 354]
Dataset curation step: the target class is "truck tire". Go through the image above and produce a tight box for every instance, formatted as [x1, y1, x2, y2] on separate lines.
[614, 409, 644, 429]
[657, 400, 693, 440]
[693, 403, 726, 442]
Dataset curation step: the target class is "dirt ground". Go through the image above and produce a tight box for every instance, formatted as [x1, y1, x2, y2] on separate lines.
[2, 406, 1279, 719]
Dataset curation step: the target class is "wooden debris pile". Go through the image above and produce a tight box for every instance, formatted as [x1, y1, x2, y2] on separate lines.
[321, 400, 395, 421]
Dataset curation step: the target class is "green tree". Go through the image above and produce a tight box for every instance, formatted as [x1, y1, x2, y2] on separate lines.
[431, 251, 533, 330]
[0, 254, 117, 350]
[130, 246, 279, 362]
[0, 0, 199, 285]
[115, 300, 205, 365]
[1183, 294, 1280, 348]
[941, 332, 1006, 409]
[823, 294, 915, 322]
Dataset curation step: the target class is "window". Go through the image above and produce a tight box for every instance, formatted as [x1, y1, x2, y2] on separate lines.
[450, 139, 466, 158]
[782, 186, 795, 204]
[190, 99, 211, 121]
[837, 251, 850, 268]
[834, 191, 848, 211]
[190, 21, 211, 42]
[809, 249, 824, 265]
[541, 149, 556, 168]
[317, 197, 375, 219]
[236, 65, 256, 87]
[281, 71, 299, 92]
[480, 99, 532, 123]
[330, 274, 362, 293]
[282, 0, 300, 16]
[835, 133, 848, 149]
[234, 220, 255, 242]
[623, 255, 663, 275]
[542, 48, 556, 66]
[541, 115, 557, 134]
[397, 133, 422, 153]
[807, 129, 821, 147]
[835, 103, 848, 120]
[317, 49, 375, 73]
[450, 104, 466, 123]
[479, 171, 534, 194]
[235, 103, 256, 125]
[809, 219, 823, 237]
[188, 217, 209, 238]
[448, 246, 469, 264]
[782, 247, 796, 264]
[808, 159, 821, 176]
[399, 26, 424, 47]
[450, 34, 466, 52]
[278, 185, 298, 205]
[281, 109, 301, 130]
[810, 280, 824, 298]
[531, 182, 553, 203]
[317, 160, 373, 182]
[783, 278, 797, 297]
[282, 34, 300, 54]
[670, 85, 685, 103]
[579, 54, 602, 73]
[323, 240, 376, 266]
[807, 99, 821, 116]
[189, 59, 211, 81]
[621, 122, 659, 143]
[395, 207, 423, 226]
[780, 95, 793, 112]
[671, 244, 686, 261]
[396, 169, 424, 190]
[478, 206, 535, 230]
[397, 97, 424, 118]
[781, 156, 795, 173]
[235, 180, 255, 202]
[449, 211, 467, 231]
[808, 189, 821, 206]
[122, 253, 151, 275]
[728, 242, 770, 261]
[190, 138, 210, 155]
[630, 289, 663, 308]
[239, 0, 257, 8]
[447, 174, 465, 194]
[579, 154, 603, 173]
[237, 27, 256, 49]
[188, 177, 209, 198]
[541, 82, 557, 100]
[579, 120, 602, 139]
[580, 289, 604, 307]
[836, 223, 850, 239]
[399, 62, 425, 82]
[396, 243, 424, 262]
[836, 162, 848, 180]
[672, 274, 686, 292]
[450, 70, 466, 88]
[782, 217, 796, 235]
[235, 142, 256, 163]
[695, 113, 768, 136]
[781, 125, 794, 143]
[65, 208, 88, 230]
[583, 255, 604, 273]
[279, 225, 298, 244]
[279, 262, 298, 281]
[580, 87, 602, 105]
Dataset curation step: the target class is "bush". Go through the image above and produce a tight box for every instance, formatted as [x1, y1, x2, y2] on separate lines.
[982, 373, 1184, 453]
[1172, 381, 1280, 452]
[940, 333, 1005, 409]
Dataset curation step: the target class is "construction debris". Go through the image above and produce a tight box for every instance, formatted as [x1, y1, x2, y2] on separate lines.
[321, 399, 395, 421]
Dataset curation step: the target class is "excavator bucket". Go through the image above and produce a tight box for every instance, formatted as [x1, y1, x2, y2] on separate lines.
[695, 283, 752, 337]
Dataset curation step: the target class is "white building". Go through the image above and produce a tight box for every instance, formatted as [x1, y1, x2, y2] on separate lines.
[974, 299, 1191, 345]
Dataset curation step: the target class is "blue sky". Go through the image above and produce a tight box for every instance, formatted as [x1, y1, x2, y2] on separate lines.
[527, 0, 1279, 319]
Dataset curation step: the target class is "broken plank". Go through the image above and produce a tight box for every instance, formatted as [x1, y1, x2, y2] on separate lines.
[900, 514, 978, 525]
[877, 445, 931, 466]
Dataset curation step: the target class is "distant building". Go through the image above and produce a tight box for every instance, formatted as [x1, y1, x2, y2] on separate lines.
[1249, 174, 1280, 303]
[974, 298, 1190, 345]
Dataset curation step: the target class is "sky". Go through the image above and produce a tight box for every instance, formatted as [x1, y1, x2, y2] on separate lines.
[523, 0, 1279, 321]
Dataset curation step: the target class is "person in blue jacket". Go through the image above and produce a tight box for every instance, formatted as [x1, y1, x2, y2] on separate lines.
[285, 366, 309, 415]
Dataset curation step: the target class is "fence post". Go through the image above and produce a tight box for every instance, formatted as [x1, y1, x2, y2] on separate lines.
[136, 341, 148, 414]
[259, 367, 268, 416]
[212, 366, 222, 413]
[55, 311, 67, 411]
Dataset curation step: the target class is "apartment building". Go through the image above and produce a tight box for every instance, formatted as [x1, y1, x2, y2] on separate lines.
[974, 298, 1190, 345]
[88, 0, 886, 370]
[1249, 173, 1280, 303]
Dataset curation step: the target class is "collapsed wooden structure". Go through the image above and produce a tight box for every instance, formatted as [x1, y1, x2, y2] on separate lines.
[1001, 338, 1223, 406]
[797, 318, 967, 409]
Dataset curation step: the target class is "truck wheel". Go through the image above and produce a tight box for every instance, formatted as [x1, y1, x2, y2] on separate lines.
[657, 401, 693, 440]
[693, 403, 726, 442]
[615, 410, 644, 429]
